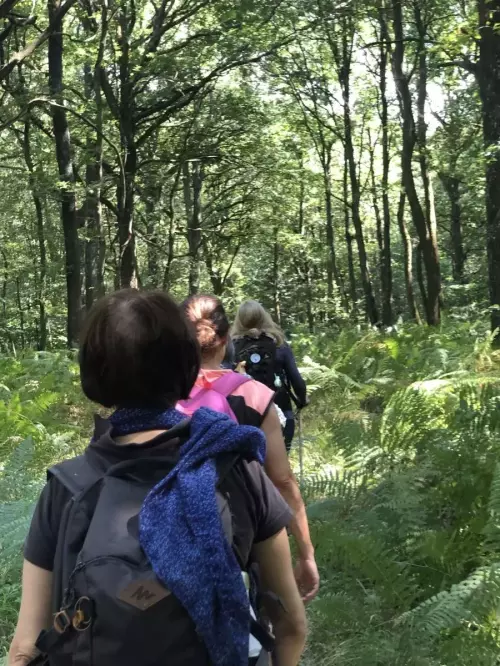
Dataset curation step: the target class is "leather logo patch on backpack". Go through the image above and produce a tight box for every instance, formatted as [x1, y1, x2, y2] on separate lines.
[118, 579, 171, 610]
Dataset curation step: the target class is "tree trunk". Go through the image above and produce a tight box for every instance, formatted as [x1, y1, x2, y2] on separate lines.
[1, 249, 7, 322]
[162, 230, 175, 290]
[83, 62, 105, 309]
[116, 5, 136, 288]
[341, 30, 379, 325]
[368, 138, 385, 307]
[23, 121, 47, 350]
[16, 276, 25, 348]
[397, 191, 421, 324]
[48, 0, 80, 347]
[144, 183, 162, 288]
[343, 150, 356, 309]
[347, 149, 379, 326]
[162, 172, 179, 291]
[477, 0, 500, 338]
[318, 141, 345, 307]
[203, 242, 223, 296]
[303, 257, 314, 333]
[415, 8, 441, 307]
[378, 5, 393, 326]
[369, 141, 383, 260]
[183, 161, 203, 295]
[415, 10, 434, 238]
[439, 173, 466, 283]
[323, 165, 335, 299]
[416, 243, 428, 317]
[273, 226, 282, 325]
[298, 170, 315, 332]
[191, 161, 203, 295]
[390, 0, 441, 326]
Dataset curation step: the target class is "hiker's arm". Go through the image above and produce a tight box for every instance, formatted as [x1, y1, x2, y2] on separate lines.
[253, 529, 307, 666]
[8, 560, 52, 666]
[282, 346, 307, 407]
[261, 407, 319, 602]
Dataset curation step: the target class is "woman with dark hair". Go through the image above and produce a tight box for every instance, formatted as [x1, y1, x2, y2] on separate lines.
[9, 290, 306, 666]
[184, 294, 319, 604]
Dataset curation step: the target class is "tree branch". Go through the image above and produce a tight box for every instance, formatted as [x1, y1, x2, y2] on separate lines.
[98, 67, 120, 119]
[135, 33, 299, 137]
[0, 0, 77, 82]
[0, 0, 20, 20]
[438, 59, 477, 75]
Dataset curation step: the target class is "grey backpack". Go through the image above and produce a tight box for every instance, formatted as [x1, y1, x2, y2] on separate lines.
[32, 437, 274, 666]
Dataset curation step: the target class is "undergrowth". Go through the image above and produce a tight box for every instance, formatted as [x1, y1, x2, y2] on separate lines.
[293, 320, 500, 665]
[0, 352, 93, 657]
[2, 320, 500, 664]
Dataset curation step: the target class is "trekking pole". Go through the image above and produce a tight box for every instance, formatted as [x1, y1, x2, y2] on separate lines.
[297, 409, 304, 489]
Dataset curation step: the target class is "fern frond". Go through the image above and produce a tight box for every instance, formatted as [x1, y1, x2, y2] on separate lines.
[397, 564, 500, 640]
[299, 357, 364, 393]
[482, 462, 500, 553]
[1, 436, 34, 479]
[379, 386, 444, 454]
[0, 499, 37, 559]
[301, 468, 369, 504]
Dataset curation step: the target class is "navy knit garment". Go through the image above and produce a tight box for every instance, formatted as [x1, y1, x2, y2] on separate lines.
[109, 405, 186, 435]
[110, 406, 266, 666]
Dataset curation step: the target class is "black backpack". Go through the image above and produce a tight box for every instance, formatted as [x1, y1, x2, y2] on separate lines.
[233, 335, 278, 391]
[32, 437, 274, 666]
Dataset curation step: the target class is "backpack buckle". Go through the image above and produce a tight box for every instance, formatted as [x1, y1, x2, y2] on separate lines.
[53, 597, 93, 634]
[72, 596, 93, 631]
[53, 610, 71, 634]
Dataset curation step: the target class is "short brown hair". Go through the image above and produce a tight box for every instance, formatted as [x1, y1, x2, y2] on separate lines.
[79, 289, 200, 408]
[182, 294, 229, 358]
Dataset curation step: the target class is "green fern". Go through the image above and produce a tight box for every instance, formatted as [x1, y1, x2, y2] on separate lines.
[397, 565, 500, 640]
[0, 438, 42, 577]
[482, 462, 500, 553]
[301, 468, 369, 504]
[303, 349, 500, 665]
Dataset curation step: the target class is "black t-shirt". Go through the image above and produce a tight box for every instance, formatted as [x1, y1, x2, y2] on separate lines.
[227, 393, 273, 428]
[24, 419, 292, 572]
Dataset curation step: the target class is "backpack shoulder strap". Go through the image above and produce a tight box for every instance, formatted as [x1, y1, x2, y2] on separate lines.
[260, 334, 278, 351]
[216, 451, 277, 658]
[215, 452, 242, 562]
[47, 455, 105, 615]
[211, 371, 251, 396]
[216, 452, 241, 486]
[48, 454, 103, 497]
[48, 417, 111, 495]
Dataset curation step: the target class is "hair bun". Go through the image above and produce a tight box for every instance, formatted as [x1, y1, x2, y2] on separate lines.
[183, 294, 229, 356]
[196, 319, 217, 350]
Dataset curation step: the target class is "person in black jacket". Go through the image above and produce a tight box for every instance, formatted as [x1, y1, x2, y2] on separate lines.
[232, 300, 308, 450]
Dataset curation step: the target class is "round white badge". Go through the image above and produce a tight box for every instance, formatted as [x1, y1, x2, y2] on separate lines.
[250, 353, 261, 363]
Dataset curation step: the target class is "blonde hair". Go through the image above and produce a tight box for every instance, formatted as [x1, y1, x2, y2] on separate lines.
[232, 300, 285, 346]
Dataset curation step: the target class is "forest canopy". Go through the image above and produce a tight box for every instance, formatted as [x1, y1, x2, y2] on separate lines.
[0, 0, 498, 345]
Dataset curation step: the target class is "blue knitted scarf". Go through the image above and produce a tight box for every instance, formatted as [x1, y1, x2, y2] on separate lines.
[109, 406, 266, 666]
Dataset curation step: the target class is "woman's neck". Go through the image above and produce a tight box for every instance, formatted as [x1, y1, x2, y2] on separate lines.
[115, 430, 167, 445]
[201, 357, 223, 370]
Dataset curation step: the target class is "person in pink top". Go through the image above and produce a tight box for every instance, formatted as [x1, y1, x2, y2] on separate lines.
[183, 294, 319, 603]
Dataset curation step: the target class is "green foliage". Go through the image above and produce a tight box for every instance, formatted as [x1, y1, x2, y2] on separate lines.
[0, 0, 490, 345]
[293, 321, 500, 665]
[0, 438, 42, 571]
[0, 352, 93, 657]
[3, 323, 500, 665]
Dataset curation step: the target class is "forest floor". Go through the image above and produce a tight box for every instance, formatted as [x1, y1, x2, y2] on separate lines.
[2, 318, 500, 664]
